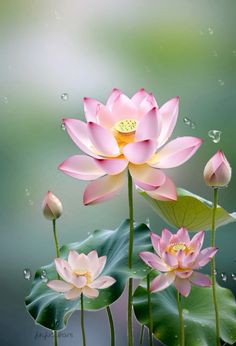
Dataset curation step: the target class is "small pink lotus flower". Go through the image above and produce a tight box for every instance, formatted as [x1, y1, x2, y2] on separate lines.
[47, 250, 116, 300]
[42, 191, 63, 220]
[59, 89, 203, 205]
[204, 150, 232, 187]
[139, 228, 218, 297]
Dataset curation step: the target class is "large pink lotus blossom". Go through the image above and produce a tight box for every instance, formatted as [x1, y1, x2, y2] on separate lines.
[139, 228, 218, 297]
[59, 89, 203, 205]
[47, 250, 116, 300]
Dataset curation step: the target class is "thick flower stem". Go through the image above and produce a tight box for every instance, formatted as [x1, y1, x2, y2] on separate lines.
[139, 325, 144, 345]
[106, 306, 115, 346]
[128, 171, 134, 346]
[147, 273, 153, 346]
[211, 188, 220, 346]
[52, 219, 60, 345]
[81, 293, 86, 346]
[177, 292, 185, 346]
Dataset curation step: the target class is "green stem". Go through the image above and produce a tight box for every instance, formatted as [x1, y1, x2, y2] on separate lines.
[147, 273, 153, 346]
[177, 292, 185, 346]
[128, 171, 134, 346]
[81, 293, 86, 346]
[106, 306, 115, 346]
[211, 188, 220, 346]
[139, 325, 144, 345]
[53, 219, 60, 258]
[53, 330, 58, 346]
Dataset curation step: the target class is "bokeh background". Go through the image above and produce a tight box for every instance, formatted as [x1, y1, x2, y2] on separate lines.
[1, 0, 236, 345]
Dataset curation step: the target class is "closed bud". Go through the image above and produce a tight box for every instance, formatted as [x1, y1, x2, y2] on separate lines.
[203, 150, 232, 187]
[42, 191, 63, 220]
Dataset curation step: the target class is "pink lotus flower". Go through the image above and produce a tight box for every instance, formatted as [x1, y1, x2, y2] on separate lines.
[204, 150, 231, 187]
[42, 191, 63, 220]
[47, 250, 116, 300]
[139, 228, 218, 297]
[59, 89, 203, 205]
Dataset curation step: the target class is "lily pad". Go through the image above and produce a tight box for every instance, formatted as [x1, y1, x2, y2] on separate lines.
[25, 220, 152, 330]
[140, 188, 236, 231]
[133, 272, 236, 346]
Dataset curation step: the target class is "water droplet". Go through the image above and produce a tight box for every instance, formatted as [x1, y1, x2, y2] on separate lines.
[184, 324, 187, 328]
[25, 188, 30, 196]
[87, 232, 91, 236]
[54, 10, 61, 20]
[183, 117, 196, 129]
[233, 50, 236, 56]
[212, 50, 218, 57]
[61, 93, 68, 101]
[221, 272, 227, 282]
[3, 96, 9, 104]
[61, 122, 66, 131]
[183, 309, 189, 314]
[174, 335, 178, 338]
[145, 218, 150, 228]
[142, 269, 147, 272]
[218, 79, 225, 86]
[133, 271, 137, 274]
[231, 273, 236, 281]
[208, 130, 222, 144]
[28, 199, 34, 206]
[208, 27, 214, 35]
[214, 269, 217, 276]
[199, 30, 204, 36]
[23, 268, 31, 280]
[40, 270, 48, 283]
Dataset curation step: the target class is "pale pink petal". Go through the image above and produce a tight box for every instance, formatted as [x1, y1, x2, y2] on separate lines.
[157, 97, 179, 147]
[197, 247, 218, 267]
[68, 250, 81, 270]
[64, 287, 82, 300]
[87, 250, 99, 272]
[106, 88, 122, 108]
[72, 276, 87, 289]
[63, 118, 101, 158]
[176, 228, 190, 244]
[182, 251, 199, 268]
[131, 88, 150, 106]
[55, 258, 73, 283]
[138, 93, 158, 117]
[150, 272, 175, 293]
[47, 280, 73, 292]
[189, 272, 211, 287]
[76, 254, 91, 271]
[94, 158, 128, 175]
[139, 251, 169, 272]
[135, 107, 159, 141]
[110, 93, 138, 121]
[159, 228, 172, 252]
[175, 270, 193, 279]
[146, 176, 177, 201]
[189, 231, 205, 251]
[89, 276, 116, 289]
[150, 137, 203, 169]
[174, 277, 191, 297]
[129, 164, 165, 191]
[83, 173, 125, 205]
[97, 105, 117, 129]
[87, 122, 120, 157]
[150, 232, 161, 256]
[83, 97, 102, 122]
[59, 155, 105, 181]
[162, 252, 178, 268]
[123, 140, 156, 164]
[82, 286, 99, 298]
[93, 256, 107, 279]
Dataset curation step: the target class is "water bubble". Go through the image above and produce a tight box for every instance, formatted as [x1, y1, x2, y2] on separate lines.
[231, 273, 236, 281]
[61, 93, 69, 101]
[61, 122, 66, 131]
[233, 50, 236, 56]
[142, 269, 147, 272]
[87, 232, 91, 236]
[145, 218, 150, 228]
[174, 335, 178, 338]
[214, 269, 217, 276]
[28, 199, 34, 206]
[183, 117, 196, 129]
[212, 50, 218, 57]
[208, 27, 214, 35]
[218, 79, 225, 86]
[221, 272, 227, 282]
[3, 96, 9, 104]
[23, 268, 31, 280]
[208, 130, 222, 144]
[183, 309, 189, 314]
[40, 270, 48, 283]
[133, 271, 137, 274]
[25, 188, 30, 196]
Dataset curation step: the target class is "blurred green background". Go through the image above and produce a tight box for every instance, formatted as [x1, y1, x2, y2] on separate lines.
[1, 0, 236, 345]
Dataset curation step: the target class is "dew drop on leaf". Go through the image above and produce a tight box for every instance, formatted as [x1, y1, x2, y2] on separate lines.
[40, 270, 48, 283]
[61, 122, 66, 131]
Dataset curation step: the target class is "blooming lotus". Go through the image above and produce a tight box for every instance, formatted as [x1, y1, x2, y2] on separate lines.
[139, 228, 218, 297]
[204, 150, 231, 187]
[59, 89, 202, 205]
[47, 250, 116, 300]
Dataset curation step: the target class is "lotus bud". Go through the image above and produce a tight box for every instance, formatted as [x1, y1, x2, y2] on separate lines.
[203, 150, 232, 187]
[42, 191, 63, 220]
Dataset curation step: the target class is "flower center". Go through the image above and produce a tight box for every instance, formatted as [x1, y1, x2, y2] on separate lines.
[114, 119, 137, 134]
[74, 269, 92, 284]
[168, 243, 188, 255]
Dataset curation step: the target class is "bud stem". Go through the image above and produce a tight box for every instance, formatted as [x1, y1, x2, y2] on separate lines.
[53, 219, 60, 258]
[128, 171, 134, 346]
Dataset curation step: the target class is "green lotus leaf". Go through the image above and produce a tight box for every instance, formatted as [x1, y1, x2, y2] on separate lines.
[25, 220, 152, 330]
[140, 188, 236, 231]
[133, 272, 236, 345]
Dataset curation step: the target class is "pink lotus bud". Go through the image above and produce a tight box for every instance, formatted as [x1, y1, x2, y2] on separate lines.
[42, 191, 63, 220]
[203, 150, 232, 187]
